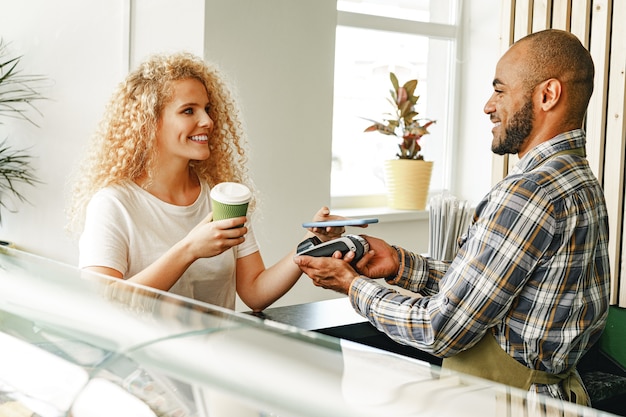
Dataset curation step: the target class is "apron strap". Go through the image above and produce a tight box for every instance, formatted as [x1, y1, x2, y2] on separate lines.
[442, 331, 589, 405]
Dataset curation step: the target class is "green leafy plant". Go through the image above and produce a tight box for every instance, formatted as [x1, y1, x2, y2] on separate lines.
[364, 72, 435, 160]
[0, 39, 46, 222]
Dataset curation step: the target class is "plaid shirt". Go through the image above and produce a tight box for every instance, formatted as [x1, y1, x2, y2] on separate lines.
[349, 129, 610, 399]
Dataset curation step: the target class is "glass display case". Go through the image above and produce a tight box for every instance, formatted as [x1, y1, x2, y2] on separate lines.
[0, 247, 619, 417]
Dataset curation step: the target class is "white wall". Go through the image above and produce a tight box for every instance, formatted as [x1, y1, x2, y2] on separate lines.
[0, 0, 501, 310]
[0, 0, 128, 261]
[453, 0, 504, 204]
[130, 0, 205, 66]
[203, 0, 346, 308]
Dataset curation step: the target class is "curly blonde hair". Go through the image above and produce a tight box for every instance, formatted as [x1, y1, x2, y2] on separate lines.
[67, 52, 251, 235]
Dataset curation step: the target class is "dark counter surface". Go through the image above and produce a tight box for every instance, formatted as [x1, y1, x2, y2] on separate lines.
[256, 297, 442, 366]
[254, 297, 366, 330]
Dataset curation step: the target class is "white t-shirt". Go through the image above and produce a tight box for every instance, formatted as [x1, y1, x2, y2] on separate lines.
[79, 181, 259, 309]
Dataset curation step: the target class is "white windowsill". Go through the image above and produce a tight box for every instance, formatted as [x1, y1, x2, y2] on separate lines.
[331, 206, 430, 224]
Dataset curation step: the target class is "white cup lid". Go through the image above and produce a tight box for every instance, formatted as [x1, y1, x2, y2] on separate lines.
[210, 182, 252, 204]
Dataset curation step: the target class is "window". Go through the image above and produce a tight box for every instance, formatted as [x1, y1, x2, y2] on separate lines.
[331, 0, 460, 208]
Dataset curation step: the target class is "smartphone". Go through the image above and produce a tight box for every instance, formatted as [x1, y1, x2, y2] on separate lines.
[302, 218, 379, 228]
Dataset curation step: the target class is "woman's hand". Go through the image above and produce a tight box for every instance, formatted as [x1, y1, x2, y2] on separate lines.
[306, 206, 344, 240]
[184, 212, 247, 259]
[306, 206, 370, 242]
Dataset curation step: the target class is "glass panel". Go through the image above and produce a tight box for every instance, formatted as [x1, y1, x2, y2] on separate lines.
[331, 26, 452, 198]
[0, 247, 618, 417]
[337, 0, 456, 25]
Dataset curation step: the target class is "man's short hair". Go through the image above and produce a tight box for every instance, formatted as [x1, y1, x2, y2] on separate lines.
[516, 29, 594, 122]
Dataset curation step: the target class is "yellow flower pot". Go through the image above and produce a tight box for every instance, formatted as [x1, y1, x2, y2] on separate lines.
[384, 159, 433, 210]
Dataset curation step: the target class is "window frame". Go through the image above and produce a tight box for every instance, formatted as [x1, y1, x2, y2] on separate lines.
[330, 6, 462, 211]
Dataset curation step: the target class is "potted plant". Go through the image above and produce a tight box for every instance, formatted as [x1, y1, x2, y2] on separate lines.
[0, 39, 45, 224]
[364, 72, 435, 210]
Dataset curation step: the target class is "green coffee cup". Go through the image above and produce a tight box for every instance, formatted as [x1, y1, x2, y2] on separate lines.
[210, 182, 251, 222]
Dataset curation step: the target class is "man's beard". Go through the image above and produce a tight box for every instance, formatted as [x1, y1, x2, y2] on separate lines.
[492, 100, 534, 155]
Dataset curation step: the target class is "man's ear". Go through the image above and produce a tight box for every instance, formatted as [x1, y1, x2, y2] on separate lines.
[537, 78, 561, 111]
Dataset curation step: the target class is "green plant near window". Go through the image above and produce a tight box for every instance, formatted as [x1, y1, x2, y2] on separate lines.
[0, 39, 46, 222]
[364, 72, 435, 160]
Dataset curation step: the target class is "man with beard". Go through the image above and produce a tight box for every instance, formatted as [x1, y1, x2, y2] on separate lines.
[295, 29, 610, 405]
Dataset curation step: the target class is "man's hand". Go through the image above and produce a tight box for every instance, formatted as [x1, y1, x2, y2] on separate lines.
[293, 253, 360, 294]
[352, 235, 400, 279]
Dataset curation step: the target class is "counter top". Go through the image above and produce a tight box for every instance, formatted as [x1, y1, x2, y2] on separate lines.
[255, 297, 442, 366]
[253, 297, 366, 331]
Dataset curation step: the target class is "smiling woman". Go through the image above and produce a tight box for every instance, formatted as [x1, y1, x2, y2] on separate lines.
[66, 52, 254, 308]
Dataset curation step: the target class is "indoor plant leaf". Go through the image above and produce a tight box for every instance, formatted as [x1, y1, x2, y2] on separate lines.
[0, 39, 47, 222]
[363, 71, 435, 160]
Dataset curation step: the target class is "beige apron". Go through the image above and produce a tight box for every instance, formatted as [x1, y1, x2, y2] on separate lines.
[443, 146, 589, 405]
[442, 331, 589, 405]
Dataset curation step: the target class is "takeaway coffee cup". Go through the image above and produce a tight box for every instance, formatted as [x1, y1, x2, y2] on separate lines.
[210, 182, 252, 222]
